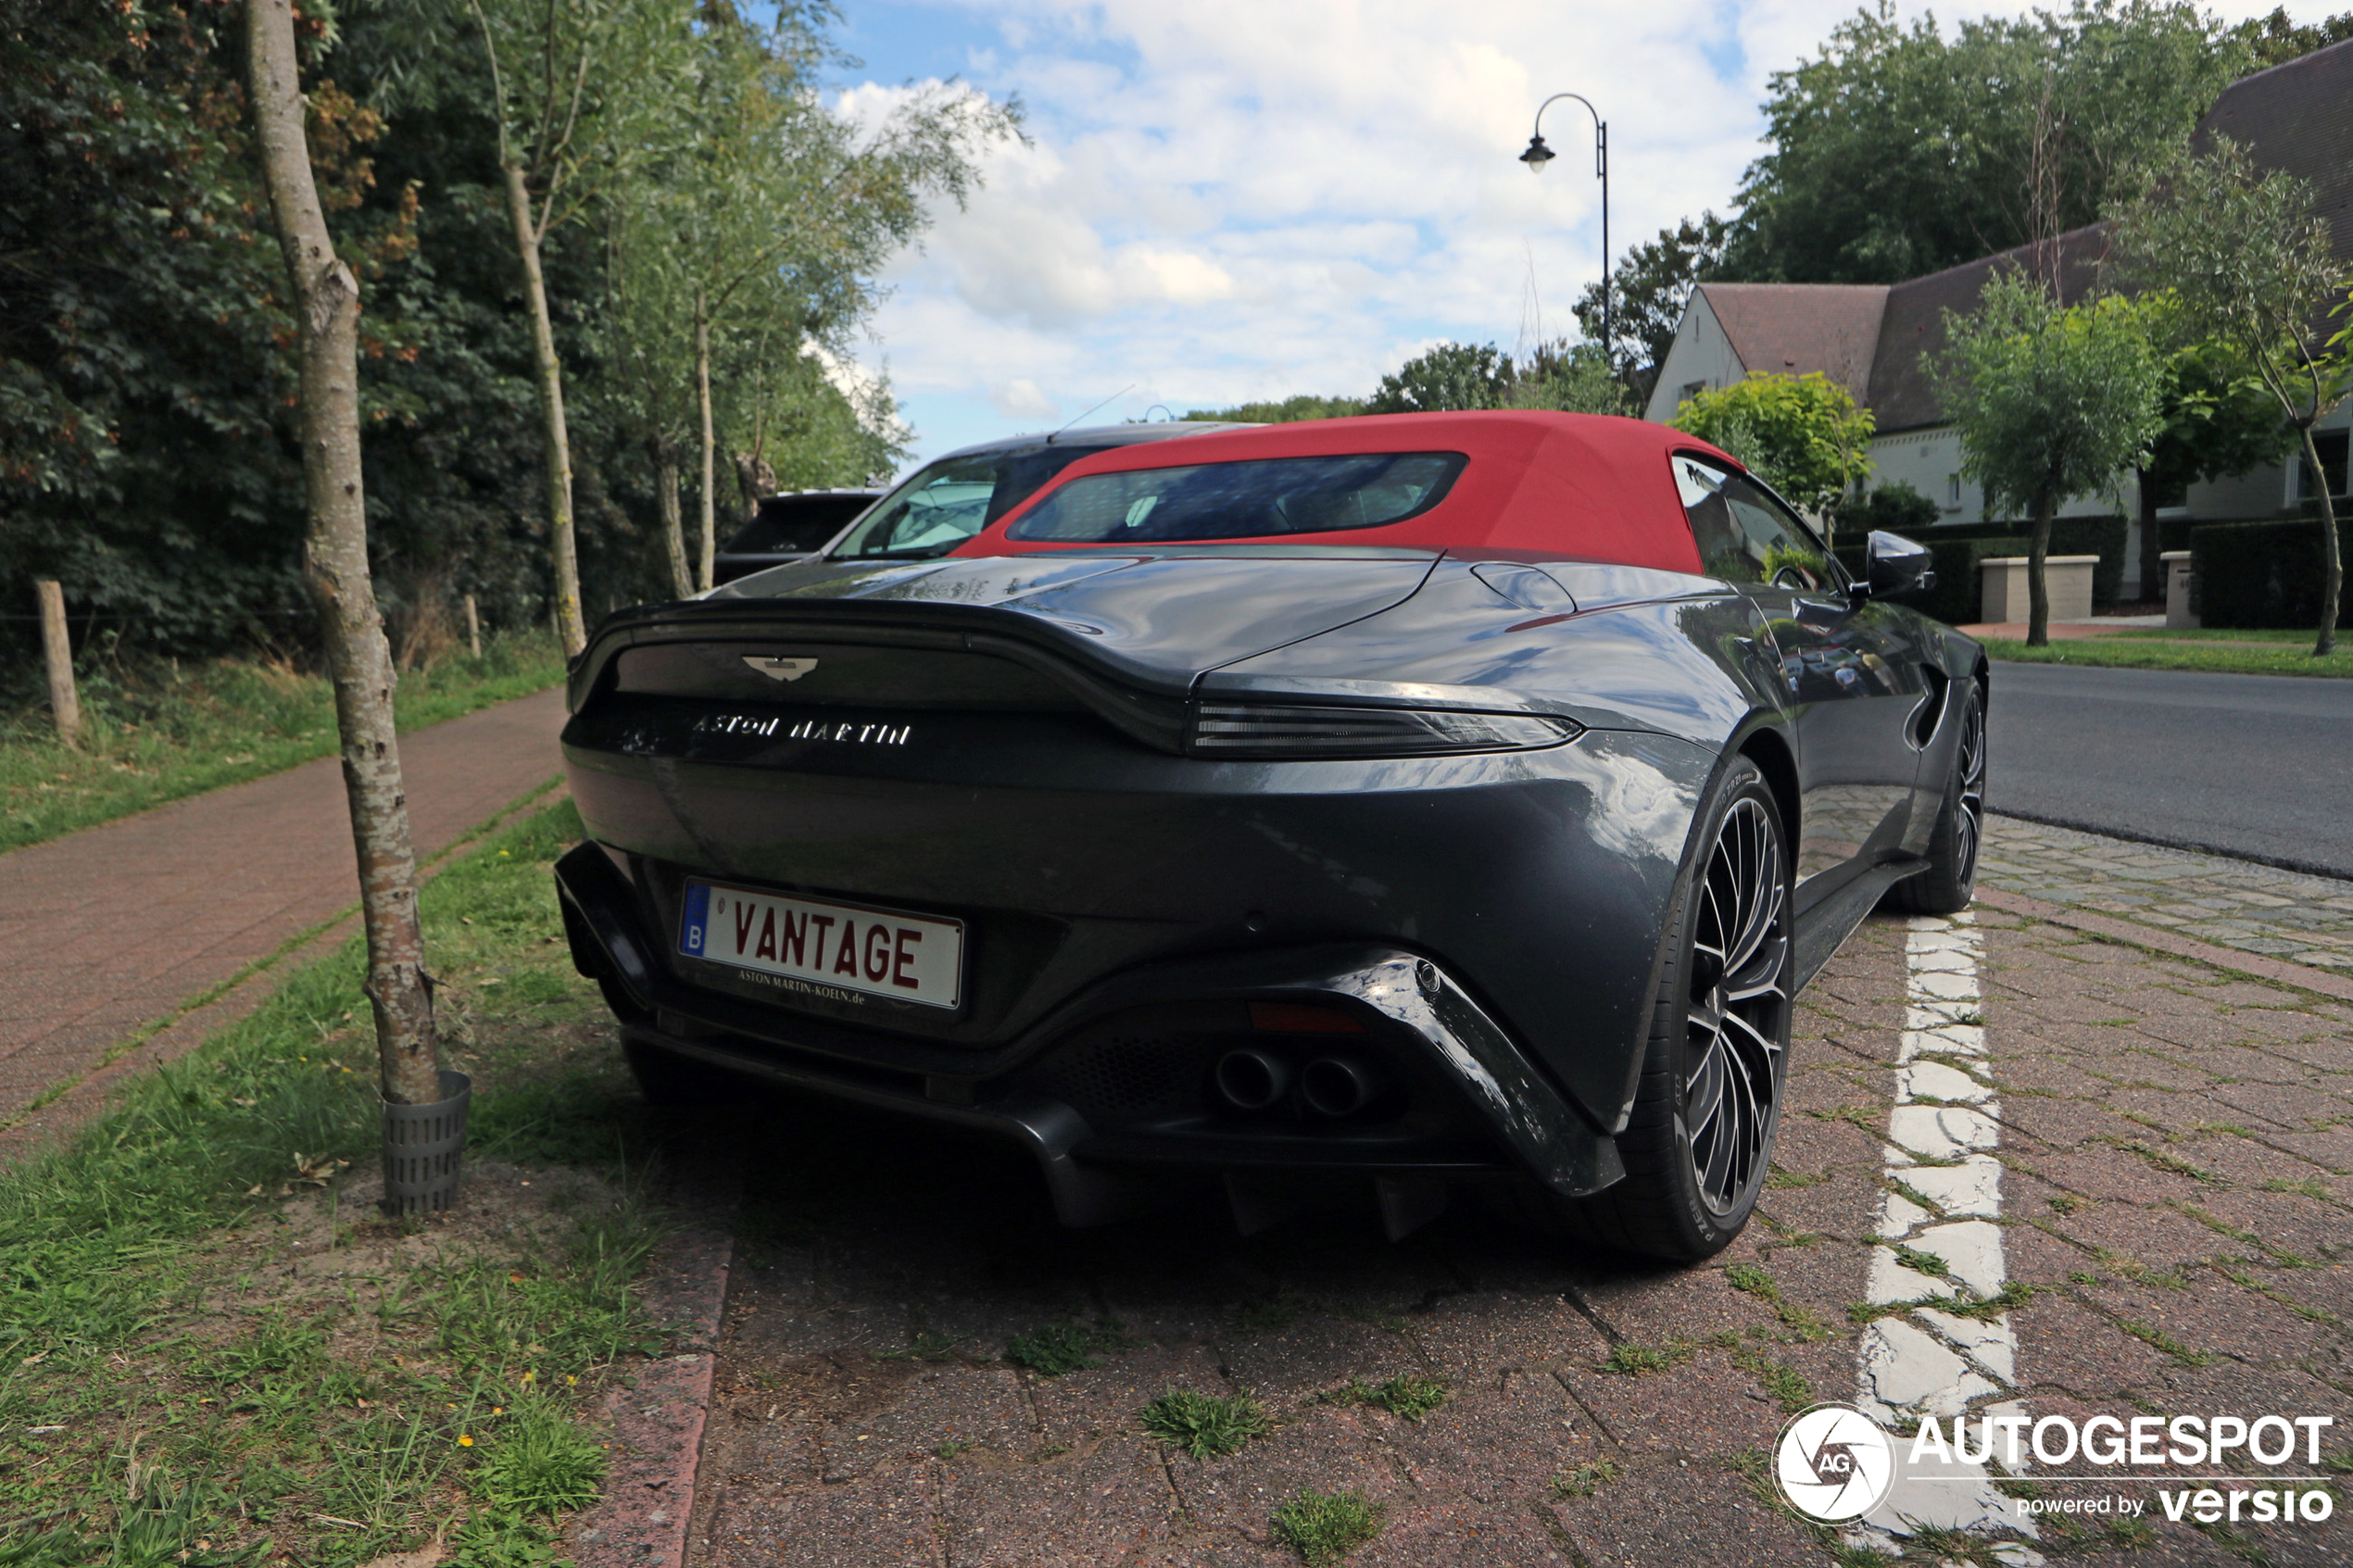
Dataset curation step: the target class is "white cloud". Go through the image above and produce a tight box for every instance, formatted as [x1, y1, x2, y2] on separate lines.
[837, 0, 2330, 465]
[988, 377, 1060, 418]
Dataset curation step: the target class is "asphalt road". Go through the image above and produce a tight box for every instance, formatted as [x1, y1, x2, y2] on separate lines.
[1985, 659, 2353, 877]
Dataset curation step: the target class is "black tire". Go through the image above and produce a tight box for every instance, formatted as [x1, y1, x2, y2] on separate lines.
[1552, 755, 1793, 1262]
[1885, 682, 1984, 916]
[623, 1035, 734, 1108]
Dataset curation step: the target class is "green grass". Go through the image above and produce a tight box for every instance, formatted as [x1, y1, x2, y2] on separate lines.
[0, 799, 670, 1567]
[1602, 1341, 1692, 1375]
[1004, 1319, 1134, 1376]
[1980, 633, 2353, 678]
[1552, 1458, 1623, 1498]
[1140, 1389, 1269, 1459]
[1269, 1487, 1383, 1564]
[1722, 1261, 1834, 1341]
[0, 630, 567, 852]
[2104, 625, 2339, 642]
[1325, 1371, 1448, 1420]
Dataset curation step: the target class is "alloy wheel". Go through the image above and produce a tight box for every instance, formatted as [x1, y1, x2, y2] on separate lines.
[1682, 795, 1790, 1216]
[1954, 697, 1985, 884]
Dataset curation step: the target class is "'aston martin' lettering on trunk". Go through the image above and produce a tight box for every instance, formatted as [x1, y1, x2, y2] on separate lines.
[688, 712, 912, 746]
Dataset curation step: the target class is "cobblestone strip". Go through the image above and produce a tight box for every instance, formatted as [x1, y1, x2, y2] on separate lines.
[1856, 914, 2040, 1558]
[1982, 815, 2353, 971]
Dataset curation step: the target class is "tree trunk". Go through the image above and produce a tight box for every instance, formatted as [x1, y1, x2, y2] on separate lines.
[655, 439, 692, 599]
[735, 451, 775, 523]
[696, 288, 717, 592]
[501, 160, 585, 658]
[35, 579, 82, 748]
[2307, 423, 2341, 658]
[2027, 492, 2056, 648]
[246, 0, 440, 1107]
[2136, 467, 2163, 608]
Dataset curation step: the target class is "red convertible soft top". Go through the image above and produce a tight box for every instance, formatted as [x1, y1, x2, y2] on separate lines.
[955, 409, 1736, 574]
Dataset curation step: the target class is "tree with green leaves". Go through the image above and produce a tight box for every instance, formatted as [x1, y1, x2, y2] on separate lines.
[1182, 395, 1366, 424]
[1367, 343, 1514, 414]
[2133, 335, 2288, 602]
[1929, 271, 2166, 646]
[461, 0, 691, 654]
[1725, 1, 2254, 284]
[1510, 341, 1632, 417]
[2112, 139, 2353, 653]
[2246, 6, 2353, 66]
[1667, 373, 1876, 530]
[1573, 213, 1731, 402]
[600, 5, 1012, 592]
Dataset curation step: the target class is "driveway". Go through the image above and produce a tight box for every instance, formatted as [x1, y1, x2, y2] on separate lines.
[1985, 662, 2353, 877]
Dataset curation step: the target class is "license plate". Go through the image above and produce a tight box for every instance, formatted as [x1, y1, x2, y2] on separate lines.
[678, 882, 963, 1009]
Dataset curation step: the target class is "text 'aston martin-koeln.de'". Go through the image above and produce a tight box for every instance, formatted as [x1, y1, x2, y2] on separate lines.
[554, 410, 1985, 1261]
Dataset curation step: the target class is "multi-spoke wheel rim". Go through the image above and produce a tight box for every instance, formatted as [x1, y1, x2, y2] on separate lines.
[1683, 797, 1790, 1216]
[1953, 698, 1985, 884]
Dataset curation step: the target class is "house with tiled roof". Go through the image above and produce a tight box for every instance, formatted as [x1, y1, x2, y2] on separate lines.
[1642, 37, 2353, 596]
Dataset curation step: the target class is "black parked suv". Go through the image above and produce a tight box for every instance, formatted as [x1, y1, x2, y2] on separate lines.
[711, 490, 885, 584]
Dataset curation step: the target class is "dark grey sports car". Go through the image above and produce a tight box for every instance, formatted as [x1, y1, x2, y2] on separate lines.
[555, 411, 1986, 1261]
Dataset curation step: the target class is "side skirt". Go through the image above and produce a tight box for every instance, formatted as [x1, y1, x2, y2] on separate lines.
[1793, 861, 1923, 994]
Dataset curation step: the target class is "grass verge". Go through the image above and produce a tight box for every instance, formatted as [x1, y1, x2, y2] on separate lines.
[1978, 634, 2353, 678]
[1, 630, 566, 853]
[0, 798, 673, 1567]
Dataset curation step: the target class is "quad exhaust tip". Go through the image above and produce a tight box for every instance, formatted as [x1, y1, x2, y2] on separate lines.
[1213, 1048, 1291, 1111]
[1300, 1055, 1380, 1118]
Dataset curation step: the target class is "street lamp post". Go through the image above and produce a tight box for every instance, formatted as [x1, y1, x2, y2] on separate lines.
[1519, 93, 1608, 370]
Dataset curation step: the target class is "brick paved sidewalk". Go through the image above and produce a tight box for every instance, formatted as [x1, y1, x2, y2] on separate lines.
[0, 685, 568, 1156]
[663, 886, 2353, 1567]
[1982, 814, 2353, 971]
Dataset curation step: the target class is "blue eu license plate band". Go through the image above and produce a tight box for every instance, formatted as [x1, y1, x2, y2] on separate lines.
[673, 878, 965, 1009]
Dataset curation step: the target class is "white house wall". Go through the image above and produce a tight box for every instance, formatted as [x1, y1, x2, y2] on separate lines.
[1642, 292, 1746, 423]
[1864, 426, 2131, 526]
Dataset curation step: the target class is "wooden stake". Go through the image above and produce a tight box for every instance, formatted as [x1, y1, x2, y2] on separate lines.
[464, 593, 482, 659]
[35, 580, 82, 748]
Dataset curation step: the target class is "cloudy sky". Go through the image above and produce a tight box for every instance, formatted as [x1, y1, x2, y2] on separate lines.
[820, 0, 2326, 470]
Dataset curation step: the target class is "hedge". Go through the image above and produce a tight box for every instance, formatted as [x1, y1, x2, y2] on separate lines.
[2187, 517, 2353, 629]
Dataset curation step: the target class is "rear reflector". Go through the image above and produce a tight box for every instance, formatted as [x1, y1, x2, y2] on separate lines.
[1249, 1001, 1365, 1035]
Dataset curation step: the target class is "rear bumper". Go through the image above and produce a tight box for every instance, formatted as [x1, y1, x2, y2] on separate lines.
[557, 841, 1624, 1220]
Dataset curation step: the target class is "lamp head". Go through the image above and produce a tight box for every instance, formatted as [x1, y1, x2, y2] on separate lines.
[1518, 134, 1555, 173]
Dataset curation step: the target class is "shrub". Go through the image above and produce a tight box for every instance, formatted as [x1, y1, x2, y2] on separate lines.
[2189, 518, 2353, 628]
[1834, 482, 1939, 536]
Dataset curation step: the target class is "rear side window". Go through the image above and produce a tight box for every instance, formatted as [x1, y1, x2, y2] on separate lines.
[1671, 455, 1834, 589]
[723, 495, 875, 556]
[1006, 452, 1466, 544]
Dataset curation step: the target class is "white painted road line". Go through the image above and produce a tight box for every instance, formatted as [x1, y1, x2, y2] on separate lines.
[1854, 913, 2041, 1557]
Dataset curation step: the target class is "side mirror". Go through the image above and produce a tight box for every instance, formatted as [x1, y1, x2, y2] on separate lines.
[1863, 530, 1937, 600]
